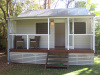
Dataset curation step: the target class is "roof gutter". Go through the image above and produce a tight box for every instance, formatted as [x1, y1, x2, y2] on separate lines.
[7, 15, 95, 20]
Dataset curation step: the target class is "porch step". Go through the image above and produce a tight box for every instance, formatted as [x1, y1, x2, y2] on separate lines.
[45, 51, 69, 69]
[48, 52, 68, 55]
[46, 64, 68, 68]
[48, 56, 68, 58]
[48, 60, 68, 63]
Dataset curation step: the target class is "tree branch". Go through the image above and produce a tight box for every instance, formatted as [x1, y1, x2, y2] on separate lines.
[67, 0, 74, 8]
[13, 0, 16, 16]
[6, 0, 12, 17]
[54, 0, 59, 9]
[0, 4, 7, 23]
[44, 0, 46, 9]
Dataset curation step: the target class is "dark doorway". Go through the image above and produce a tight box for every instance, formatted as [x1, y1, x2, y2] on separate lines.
[55, 23, 65, 48]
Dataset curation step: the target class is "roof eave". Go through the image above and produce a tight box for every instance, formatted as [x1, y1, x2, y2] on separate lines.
[7, 15, 95, 20]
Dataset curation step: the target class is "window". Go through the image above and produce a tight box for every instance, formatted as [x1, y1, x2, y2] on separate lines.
[36, 23, 48, 34]
[70, 22, 86, 34]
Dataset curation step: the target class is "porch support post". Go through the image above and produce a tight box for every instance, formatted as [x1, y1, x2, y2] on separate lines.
[68, 18, 69, 50]
[93, 17, 95, 52]
[7, 19, 10, 64]
[27, 35, 29, 50]
[48, 18, 50, 50]
[72, 18, 74, 49]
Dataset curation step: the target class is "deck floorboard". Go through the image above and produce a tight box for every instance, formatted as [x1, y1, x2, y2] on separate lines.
[10, 48, 94, 53]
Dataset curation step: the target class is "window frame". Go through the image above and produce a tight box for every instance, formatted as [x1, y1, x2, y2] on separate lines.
[36, 23, 49, 34]
[70, 21, 87, 34]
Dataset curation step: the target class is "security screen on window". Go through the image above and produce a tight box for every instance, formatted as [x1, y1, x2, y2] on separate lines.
[36, 23, 48, 34]
[70, 22, 86, 34]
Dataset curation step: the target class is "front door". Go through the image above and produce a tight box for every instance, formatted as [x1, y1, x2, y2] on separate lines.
[55, 23, 65, 48]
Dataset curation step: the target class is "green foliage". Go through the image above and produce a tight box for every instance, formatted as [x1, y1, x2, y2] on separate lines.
[21, 0, 40, 10]
[95, 12, 100, 17]
[14, 3, 23, 17]
[86, 0, 91, 10]
[95, 18, 100, 47]
[33, 4, 39, 9]
[90, 3, 97, 11]
[75, 1, 86, 8]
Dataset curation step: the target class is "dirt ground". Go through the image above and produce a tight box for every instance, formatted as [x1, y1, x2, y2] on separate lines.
[0, 51, 13, 71]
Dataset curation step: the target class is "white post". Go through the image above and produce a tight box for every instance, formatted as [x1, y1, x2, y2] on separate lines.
[90, 18, 93, 49]
[48, 18, 50, 50]
[27, 35, 29, 50]
[72, 18, 74, 49]
[12, 35, 14, 48]
[68, 18, 69, 50]
[7, 19, 10, 64]
[93, 18, 95, 52]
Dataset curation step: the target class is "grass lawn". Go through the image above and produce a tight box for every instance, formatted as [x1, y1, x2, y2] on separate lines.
[0, 54, 100, 75]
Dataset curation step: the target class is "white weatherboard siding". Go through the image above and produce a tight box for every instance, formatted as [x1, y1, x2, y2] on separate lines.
[16, 20, 36, 34]
[9, 21, 16, 48]
[74, 35, 91, 49]
[9, 20, 16, 34]
[10, 52, 94, 65]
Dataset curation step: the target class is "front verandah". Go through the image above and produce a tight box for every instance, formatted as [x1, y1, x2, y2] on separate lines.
[8, 17, 95, 64]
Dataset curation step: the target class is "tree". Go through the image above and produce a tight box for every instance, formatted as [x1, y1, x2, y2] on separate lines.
[75, 1, 86, 8]
[95, 18, 100, 49]
[0, 0, 22, 53]
[66, 0, 75, 8]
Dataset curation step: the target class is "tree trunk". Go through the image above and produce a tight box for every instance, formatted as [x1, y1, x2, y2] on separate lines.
[0, 2, 8, 54]
[0, 4, 7, 23]
[7, 0, 10, 17]
[67, 0, 74, 8]
[44, 0, 46, 9]
[54, 0, 59, 9]
[48, 0, 50, 9]
[13, 0, 16, 17]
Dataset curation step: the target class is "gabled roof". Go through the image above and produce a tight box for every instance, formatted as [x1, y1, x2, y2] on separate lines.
[18, 8, 91, 17]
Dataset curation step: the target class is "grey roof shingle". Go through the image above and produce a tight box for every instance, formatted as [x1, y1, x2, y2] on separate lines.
[18, 8, 90, 17]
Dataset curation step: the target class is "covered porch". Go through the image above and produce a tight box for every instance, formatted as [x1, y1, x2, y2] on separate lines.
[8, 17, 95, 51]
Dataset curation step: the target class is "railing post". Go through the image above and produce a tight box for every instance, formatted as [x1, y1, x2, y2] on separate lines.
[48, 18, 50, 50]
[72, 18, 74, 49]
[27, 35, 29, 50]
[68, 18, 69, 50]
[93, 17, 95, 53]
[12, 35, 14, 48]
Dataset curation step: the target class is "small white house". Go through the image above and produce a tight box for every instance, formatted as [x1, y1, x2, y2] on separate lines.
[7, 8, 95, 65]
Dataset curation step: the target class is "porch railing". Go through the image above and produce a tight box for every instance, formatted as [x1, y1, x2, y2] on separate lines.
[9, 34, 48, 49]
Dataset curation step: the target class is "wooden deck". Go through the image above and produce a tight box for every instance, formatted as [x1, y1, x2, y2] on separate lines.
[10, 48, 94, 53]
